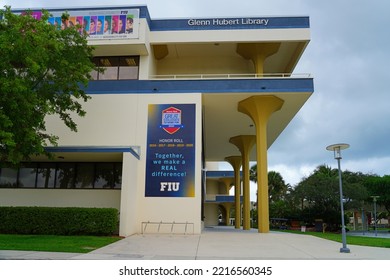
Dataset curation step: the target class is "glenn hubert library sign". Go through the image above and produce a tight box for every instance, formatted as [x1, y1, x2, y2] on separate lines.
[145, 104, 196, 197]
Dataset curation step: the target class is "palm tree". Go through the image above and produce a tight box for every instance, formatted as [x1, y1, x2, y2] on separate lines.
[249, 165, 287, 201]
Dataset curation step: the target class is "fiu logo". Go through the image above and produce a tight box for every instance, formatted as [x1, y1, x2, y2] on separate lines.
[160, 182, 180, 192]
[160, 107, 183, 134]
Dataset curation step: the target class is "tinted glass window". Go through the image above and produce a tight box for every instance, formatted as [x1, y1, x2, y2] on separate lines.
[36, 163, 56, 188]
[0, 162, 122, 189]
[95, 163, 115, 188]
[56, 163, 75, 188]
[114, 163, 122, 189]
[118, 57, 139, 80]
[93, 56, 139, 80]
[0, 168, 18, 188]
[18, 164, 37, 188]
[75, 163, 94, 188]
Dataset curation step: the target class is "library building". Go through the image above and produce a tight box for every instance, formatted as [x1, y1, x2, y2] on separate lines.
[0, 5, 313, 236]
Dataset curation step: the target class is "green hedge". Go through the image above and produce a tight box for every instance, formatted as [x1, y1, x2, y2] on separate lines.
[0, 207, 118, 236]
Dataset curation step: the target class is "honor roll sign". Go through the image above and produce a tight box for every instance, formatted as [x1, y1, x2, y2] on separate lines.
[145, 104, 196, 197]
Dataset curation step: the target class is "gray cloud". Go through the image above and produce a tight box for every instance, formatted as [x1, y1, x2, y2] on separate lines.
[268, 1, 390, 184]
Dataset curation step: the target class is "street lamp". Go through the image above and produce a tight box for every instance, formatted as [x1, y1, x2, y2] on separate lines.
[371, 196, 379, 237]
[326, 143, 350, 253]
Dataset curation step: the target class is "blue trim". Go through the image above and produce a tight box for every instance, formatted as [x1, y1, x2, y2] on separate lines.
[86, 78, 314, 95]
[12, 6, 308, 31]
[215, 195, 243, 203]
[151, 17, 309, 31]
[44, 146, 140, 160]
[206, 171, 235, 178]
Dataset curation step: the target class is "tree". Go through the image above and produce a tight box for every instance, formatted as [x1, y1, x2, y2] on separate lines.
[249, 165, 288, 201]
[293, 165, 370, 229]
[0, 7, 98, 165]
[342, 170, 369, 210]
[294, 165, 340, 226]
[268, 170, 288, 201]
[249, 166, 295, 220]
[365, 175, 390, 213]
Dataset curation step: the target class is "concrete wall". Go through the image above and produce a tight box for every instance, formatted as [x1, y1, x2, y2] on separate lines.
[204, 203, 219, 227]
[0, 189, 120, 209]
[119, 152, 140, 236]
[45, 94, 140, 147]
[155, 56, 254, 76]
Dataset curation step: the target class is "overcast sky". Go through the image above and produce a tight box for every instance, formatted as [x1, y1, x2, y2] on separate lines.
[3, 0, 390, 188]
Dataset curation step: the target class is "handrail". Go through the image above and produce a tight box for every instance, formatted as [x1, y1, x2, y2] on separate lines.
[149, 73, 312, 80]
[142, 221, 194, 235]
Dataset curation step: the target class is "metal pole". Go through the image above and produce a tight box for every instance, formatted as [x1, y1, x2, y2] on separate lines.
[337, 158, 350, 253]
[326, 143, 350, 253]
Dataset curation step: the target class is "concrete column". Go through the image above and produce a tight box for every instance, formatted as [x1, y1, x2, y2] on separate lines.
[236, 43, 281, 75]
[219, 178, 233, 226]
[225, 156, 242, 229]
[219, 177, 234, 195]
[223, 203, 232, 226]
[229, 135, 256, 230]
[238, 96, 284, 233]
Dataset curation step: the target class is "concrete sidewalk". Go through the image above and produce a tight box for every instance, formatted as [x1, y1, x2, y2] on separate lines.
[1, 227, 389, 260]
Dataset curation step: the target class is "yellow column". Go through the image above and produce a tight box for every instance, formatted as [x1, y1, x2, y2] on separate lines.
[238, 96, 284, 233]
[219, 177, 234, 194]
[236, 43, 281, 75]
[229, 135, 256, 230]
[222, 203, 232, 226]
[219, 178, 233, 226]
[225, 156, 242, 229]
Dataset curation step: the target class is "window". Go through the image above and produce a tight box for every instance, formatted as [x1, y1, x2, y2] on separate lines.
[118, 57, 139, 80]
[0, 162, 122, 189]
[0, 167, 18, 188]
[114, 163, 122, 189]
[91, 56, 139, 80]
[36, 163, 56, 188]
[75, 163, 94, 188]
[95, 163, 121, 189]
[18, 163, 37, 188]
[56, 163, 75, 189]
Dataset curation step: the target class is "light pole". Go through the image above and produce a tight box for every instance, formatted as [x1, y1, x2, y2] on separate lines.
[326, 143, 350, 253]
[371, 196, 379, 237]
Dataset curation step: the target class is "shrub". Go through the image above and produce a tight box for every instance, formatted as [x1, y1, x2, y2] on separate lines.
[0, 207, 118, 235]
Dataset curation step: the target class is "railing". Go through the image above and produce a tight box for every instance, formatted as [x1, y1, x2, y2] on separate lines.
[149, 73, 312, 80]
[205, 194, 217, 201]
[141, 221, 194, 235]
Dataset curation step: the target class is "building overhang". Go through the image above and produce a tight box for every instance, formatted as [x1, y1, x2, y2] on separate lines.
[85, 78, 313, 162]
[33, 146, 140, 162]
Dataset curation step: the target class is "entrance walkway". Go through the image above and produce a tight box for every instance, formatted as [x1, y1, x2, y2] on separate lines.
[1, 227, 389, 260]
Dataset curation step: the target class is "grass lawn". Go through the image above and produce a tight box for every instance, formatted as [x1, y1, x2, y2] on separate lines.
[281, 230, 390, 248]
[0, 234, 122, 253]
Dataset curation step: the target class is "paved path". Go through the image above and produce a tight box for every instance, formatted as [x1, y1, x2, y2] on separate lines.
[1, 227, 389, 260]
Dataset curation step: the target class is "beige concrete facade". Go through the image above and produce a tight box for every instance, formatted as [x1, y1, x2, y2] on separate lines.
[1, 6, 313, 236]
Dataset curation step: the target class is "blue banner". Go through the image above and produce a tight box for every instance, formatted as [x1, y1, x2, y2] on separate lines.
[145, 104, 196, 197]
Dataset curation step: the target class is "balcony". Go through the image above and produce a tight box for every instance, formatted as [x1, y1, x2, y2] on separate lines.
[149, 73, 312, 80]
